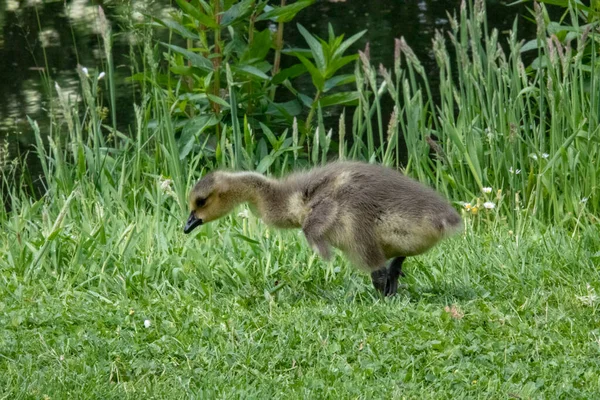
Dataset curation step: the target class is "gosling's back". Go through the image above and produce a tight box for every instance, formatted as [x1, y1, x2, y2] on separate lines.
[285, 161, 462, 261]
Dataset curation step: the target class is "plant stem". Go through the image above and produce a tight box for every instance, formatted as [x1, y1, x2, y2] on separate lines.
[213, 0, 223, 141]
[270, 0, 286, 102]
[304, 90, 321, 136]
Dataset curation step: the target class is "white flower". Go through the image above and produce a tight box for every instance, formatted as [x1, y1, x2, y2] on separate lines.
[581, 197, 589, 204]
[159, 177, 172, 192]
[98, 71, 106, 80]
[483, 201, 495, 209]
[529, 153, 538, 161]
[81, 66, 89, 77]
[542, 153, 549, 159]
[576, 284, 597, 307]
[144, 319, 151, 328]
[237, 209, 250, 219]
[508, 167, 521, 175]
[482, 187, 492, 194]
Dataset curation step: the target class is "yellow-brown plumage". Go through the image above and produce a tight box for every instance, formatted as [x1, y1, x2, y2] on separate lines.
[184, 161, 462, 296]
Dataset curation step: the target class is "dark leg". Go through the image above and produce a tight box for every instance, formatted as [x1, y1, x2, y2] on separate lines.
[384, 256, 406, 296]
[371, 268, 387, 293]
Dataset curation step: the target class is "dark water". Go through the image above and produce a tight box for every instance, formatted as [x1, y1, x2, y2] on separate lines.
[0, 0, 539, 173]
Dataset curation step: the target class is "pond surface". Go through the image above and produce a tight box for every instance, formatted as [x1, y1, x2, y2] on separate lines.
[0, 0, 539, 173]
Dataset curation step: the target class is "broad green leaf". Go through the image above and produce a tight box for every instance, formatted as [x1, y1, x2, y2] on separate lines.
[257, 0, 315, 23]
[220, 0, 254, 26]
[272, 63, 307, 84]
[297, 23, 326, 72]
[179, 115, 219, 159]
[255, 154, 275, 173]
[281, 48, 313, 58]
[149, 16, 199, 40]
[242, 29, 273, 63]
[161, 43, 213, 72]
[326, 54, 358, 77]
[207, 94, 231, 108]
[267, 100, 303, 118]
[233, 65, 270, 80]
[324, 74, 355, 92]
[296, 54, 324, 91]
[175, 0, 217, 28]
[333, 29, 367, 59]
[316, 91, 360, 107]
[259, 122, 278, 147]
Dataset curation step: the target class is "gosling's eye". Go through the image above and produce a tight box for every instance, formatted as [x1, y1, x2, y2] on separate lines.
[196, 198, 206, 208]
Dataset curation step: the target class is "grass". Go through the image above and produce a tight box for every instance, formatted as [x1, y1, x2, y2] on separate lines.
[2, 204, 600, 398]
[1, 0, 600, 398]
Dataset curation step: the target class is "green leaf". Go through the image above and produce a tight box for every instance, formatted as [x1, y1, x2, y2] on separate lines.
[316, 91, 360, 107]
[149, 16, 199, 40]
[520, 39, 539, 53]
[297, 23, 326, 72]
[259, 122, 278, 147]
[281, 48, 313, 58]
[332, 29, 367, 59]
[257, 0, 315, 23]
[256, 154, 275, 173]
[179, 115, 219, 159]
[220, 0, 254, 26]
[242, 29, 273, 63]
[161, 43, 213, 72]
[233, 65, 270, 81]
[175, 0, 217, 28]
[267, 100, 303, 118]
[272, 63, 307, 85]
[324, 74, 355, 92]
[207, 94, 231, 109]
[296, 54, 324, 91]
[326, 54, 358, 77]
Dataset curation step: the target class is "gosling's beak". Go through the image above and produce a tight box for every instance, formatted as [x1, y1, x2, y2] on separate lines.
[184, 212, 203, 234]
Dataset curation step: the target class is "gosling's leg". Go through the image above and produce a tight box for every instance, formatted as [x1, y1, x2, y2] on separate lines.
[371, 269, 388, 293]
[384, 256, 406, 296]
[371, 256, 406, 297]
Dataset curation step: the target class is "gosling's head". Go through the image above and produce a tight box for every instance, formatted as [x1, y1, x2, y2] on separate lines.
[184, 172, 237, 234]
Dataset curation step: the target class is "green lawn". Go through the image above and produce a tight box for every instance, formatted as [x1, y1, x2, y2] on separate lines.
[2, 206, 599, 399]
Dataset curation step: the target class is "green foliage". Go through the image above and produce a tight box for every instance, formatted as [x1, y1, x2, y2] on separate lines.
[351, 0, 599, 227]
[514, 0, 600, 74]
[147, 0, 365, 170]
[1, 0, 600, 396]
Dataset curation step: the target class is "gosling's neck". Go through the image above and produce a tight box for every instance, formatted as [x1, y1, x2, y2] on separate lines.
[220, 171, 299, 228]
[221, 170, 278, 207]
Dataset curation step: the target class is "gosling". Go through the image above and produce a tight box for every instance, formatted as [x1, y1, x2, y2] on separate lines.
[183, 161, 462, 296]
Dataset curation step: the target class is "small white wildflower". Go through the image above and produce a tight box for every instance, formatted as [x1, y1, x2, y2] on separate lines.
[237, 209, 250, 219]
[60, 355, 64, 361]
[529, 153, 538, 161]
[483, 201, 495, 209]
[508, 167, 521, 174]
[81, 67, 89, 77]
[98, 71, 106, 80]
[160, 177, 172, 192]
[482, 187, 492, 194]
[542, 153, 549, 159]
[576, 284, 597, 307]
[144, 319, 151, 328]
[581, 197, 589, 204]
